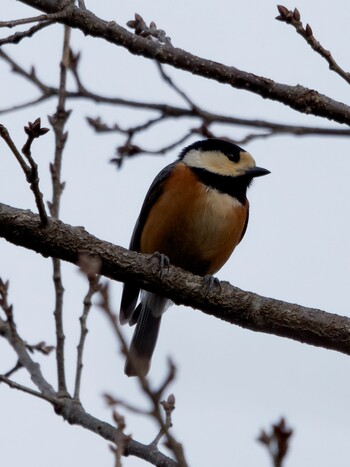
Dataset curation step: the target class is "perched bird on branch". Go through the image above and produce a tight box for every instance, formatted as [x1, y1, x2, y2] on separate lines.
[120, 138, 270, 376]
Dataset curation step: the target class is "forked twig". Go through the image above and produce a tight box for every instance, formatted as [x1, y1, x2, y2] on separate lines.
[0, 120, 49, 226]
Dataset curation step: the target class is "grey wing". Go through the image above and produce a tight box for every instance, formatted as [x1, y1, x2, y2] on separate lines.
[119, 162, 178, 324]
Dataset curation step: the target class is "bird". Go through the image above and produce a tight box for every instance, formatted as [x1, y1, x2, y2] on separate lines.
[120, 138, 270, 376]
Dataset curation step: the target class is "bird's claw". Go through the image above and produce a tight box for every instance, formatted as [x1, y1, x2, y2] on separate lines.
[149, 251, 170, 278]
[202, 274, 221, 294]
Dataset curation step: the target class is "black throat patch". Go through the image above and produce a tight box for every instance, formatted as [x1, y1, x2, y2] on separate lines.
[190, 167, 251, 204]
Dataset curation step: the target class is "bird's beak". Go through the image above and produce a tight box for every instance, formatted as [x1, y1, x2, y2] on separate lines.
[245, 166, 270, 178]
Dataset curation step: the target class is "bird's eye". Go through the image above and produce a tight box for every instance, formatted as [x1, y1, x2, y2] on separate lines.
[226, 152, 240, 163]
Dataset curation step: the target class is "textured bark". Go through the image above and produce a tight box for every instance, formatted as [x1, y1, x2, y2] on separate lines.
[1, 202, 350, 356]
[17, 0, 350, 126]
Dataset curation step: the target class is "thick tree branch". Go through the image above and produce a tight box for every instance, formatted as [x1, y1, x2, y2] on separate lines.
[1, 202, 350, 357]
[16, 1, 350, 126]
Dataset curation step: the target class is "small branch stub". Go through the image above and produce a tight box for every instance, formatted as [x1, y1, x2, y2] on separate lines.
[258, 418, 293, 467]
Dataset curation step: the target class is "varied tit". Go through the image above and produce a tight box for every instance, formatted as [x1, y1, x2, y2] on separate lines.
[120, 138, 270, 376]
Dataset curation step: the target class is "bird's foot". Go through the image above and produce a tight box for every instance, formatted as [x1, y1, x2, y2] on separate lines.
[149, 251, 170, 278]
[202, 274, 221, 295]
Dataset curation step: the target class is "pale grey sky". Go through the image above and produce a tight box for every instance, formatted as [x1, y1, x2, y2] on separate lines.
[1, 1, 350, 466]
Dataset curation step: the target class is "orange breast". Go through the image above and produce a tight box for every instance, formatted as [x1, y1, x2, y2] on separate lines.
[140, 163, 248, 276]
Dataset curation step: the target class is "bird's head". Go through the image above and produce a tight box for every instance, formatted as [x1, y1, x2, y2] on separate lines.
[179, 138, 270, 179]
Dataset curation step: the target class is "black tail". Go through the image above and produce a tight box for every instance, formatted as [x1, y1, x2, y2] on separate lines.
[125, 291, 171, 377]
[125, 303, 162, 377]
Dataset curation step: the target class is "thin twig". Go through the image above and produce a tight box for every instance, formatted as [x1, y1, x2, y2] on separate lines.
[150, 394, 175, 447]
[49, 25, 71, 396]
[0, 21, 53, 46]
[156, 62, 197, 109]
[0, 124, 31, 174]
[276, 5, 350, 85]
[0, 95, 52, 116]
[21, 118, 49, 226]
[0, 375, 58, 403]
[0, 365, 176, 465]
[10, 2, 350, 125]
[112, 131, 193, 166]
[258, 417, 293, 467]
[0, 278, 17, 337]
[98, 284, 188, 467]
[74, 275, 100, 400]
[0, 49, 57, 96]
[0, 280, 55, 396]
[3, 360, 23, 378]
[0, 281, 176, 465]
[111, 410, 130, 467]
[0, 122, 49, 226]
[87, 115, 167, 135]
[2, 49, 350, 142]
[104, 393, 150, 416]
[0, 11, 68, 28]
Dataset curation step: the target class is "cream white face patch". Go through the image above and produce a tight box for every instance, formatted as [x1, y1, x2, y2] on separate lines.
[183, 149, 256, 177]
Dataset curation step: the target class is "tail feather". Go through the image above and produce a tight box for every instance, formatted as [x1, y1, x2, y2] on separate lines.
[124, 293, 170, 377]
[125, 305, 162, 377]
[120, 283, 140, 324]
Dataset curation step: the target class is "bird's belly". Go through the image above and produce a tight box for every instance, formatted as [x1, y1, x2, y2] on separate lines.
[141, 173, 248, 275]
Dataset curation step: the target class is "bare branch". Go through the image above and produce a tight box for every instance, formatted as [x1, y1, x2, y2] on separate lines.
[18, 0, 72, 14]
[0, 49, 56, 96]
[14, 2, 350, 125]
[1, 202, 350, 359]
[0, 21, 53, 46]
[0, 276, 177, 465]
[2, 49, 350, 143]
[104, 393, 150, 416]
[0, 124, 31, 175]
[112, 131, 193, 166]
[151, 394, 176, 447]
[276, 6, 350, 85]
[0, 370, 177, 466]
[156, 62, 196, 109]
[74, 274, 101, 400]
[21, 118, 49, 226]
[0, 13, 58, 28]
[0, 121, 49, 226]
[258, 417, 293, 467]
[0, 296, 55, 396]
[0, 375, 58, 402]
[87, 115, 167, 135]
[3, 360, 23, 378]
[47, 25, 72, 396]
[99, 284, 187, 466]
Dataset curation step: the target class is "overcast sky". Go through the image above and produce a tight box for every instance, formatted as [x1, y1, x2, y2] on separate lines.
[1, 1, 350, 466]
